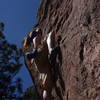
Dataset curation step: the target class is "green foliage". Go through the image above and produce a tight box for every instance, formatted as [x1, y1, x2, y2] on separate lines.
[22, 86, 38, 100]
[0, 22, 23, 100]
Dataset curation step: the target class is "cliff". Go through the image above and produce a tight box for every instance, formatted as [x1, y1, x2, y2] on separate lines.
[22, 0, 100, 100]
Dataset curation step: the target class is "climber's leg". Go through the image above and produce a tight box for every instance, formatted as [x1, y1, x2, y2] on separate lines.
[25, 49, 38, 60]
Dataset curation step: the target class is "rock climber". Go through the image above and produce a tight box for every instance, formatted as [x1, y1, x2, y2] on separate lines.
[25, 27, 42, 60]
[24, 28, 53, 100]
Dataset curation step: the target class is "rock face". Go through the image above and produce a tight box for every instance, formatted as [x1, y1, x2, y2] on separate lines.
[23, 0, 100, 100]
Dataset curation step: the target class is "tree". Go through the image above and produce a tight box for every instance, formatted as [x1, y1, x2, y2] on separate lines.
[22, 86, 38, 100]
[0, 22, 23, 100]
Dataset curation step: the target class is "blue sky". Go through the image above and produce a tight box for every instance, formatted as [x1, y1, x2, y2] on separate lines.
[0, 0, 41, 91]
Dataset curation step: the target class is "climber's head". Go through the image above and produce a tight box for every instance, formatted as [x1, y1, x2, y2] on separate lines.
[35, 27, 42, 36]
[29, 27, 42, 37]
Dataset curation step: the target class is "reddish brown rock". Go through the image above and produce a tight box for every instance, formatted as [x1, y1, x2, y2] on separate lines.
[23, 0, 100, 100]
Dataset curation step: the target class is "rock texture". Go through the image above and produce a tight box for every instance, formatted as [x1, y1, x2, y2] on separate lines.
[23, 0, 100, 100]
